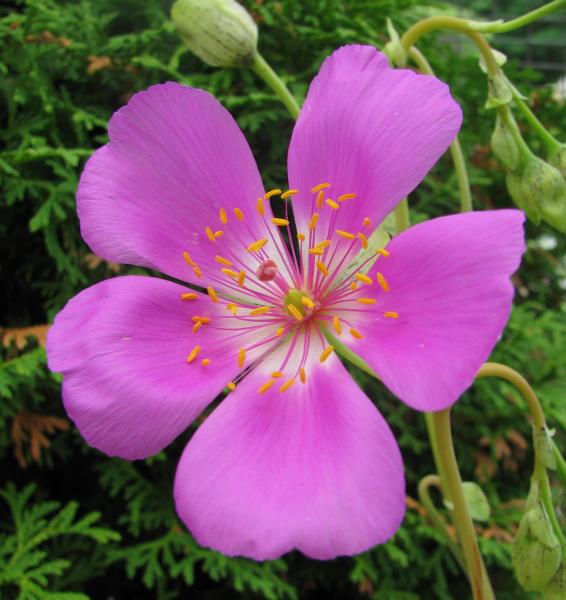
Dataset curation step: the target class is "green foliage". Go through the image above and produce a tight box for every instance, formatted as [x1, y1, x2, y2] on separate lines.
[0, 483, 119, 600]
[1, 0, 566, 598]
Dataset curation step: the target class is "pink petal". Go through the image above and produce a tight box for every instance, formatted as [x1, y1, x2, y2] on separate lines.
[348, 210, 525, 412]
[47, 276, 243, 459]
[174, 358, 405, 560]
[78, 83, 273, 288]
[288, 45, 462, 238]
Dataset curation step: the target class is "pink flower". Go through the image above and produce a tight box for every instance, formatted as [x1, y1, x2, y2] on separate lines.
[47, 45, 525, 560]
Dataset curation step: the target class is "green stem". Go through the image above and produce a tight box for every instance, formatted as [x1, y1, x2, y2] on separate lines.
[408, 47, 473, 212]
[476, 362, 565, 548]
[418, 474, 468, 573]
[475, 362, 545, 428]
[251, 53, 300, 120]
[400, 16, 499, 76]
[470, 0, 566, 34]
[394, 197, 410, 233]
[498, 104, 533, 157]
[511, 90, 562, 154]
[432, 410, 496, 600]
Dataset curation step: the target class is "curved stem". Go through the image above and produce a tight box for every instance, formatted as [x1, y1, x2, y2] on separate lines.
[418, 474, 468, 573]
[432, 409, 496, 600]
[400, 17, 499, 76]
[408, 47, 473, 212]
[476, 362, 565, 548]
[471, 0, 566, 34]
[475, 362, 545, 428]
[251, 53, 300, 120]
[511, 90, 562, 154]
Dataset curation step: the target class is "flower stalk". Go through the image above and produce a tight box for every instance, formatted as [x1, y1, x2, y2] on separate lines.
[432, 409, 496, 600]
[251, 53, 300, 120]
[469, 0, 566, 34]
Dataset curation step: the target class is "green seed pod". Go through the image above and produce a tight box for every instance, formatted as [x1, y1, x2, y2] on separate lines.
[382, 18, 407, 67]
[491, 111, 520, 170]
[548, 143, 566, 179]
[506, 154, 566, 232]
[171, 0, 258, 68]
[512, 504, 562, 592]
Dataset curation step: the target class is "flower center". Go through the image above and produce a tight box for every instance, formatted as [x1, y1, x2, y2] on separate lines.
[180, 182, 398, 394]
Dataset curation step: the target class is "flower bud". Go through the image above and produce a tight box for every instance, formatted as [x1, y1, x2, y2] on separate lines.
[548, 144, 566, 179]
[382, 19, 407, 67]
[512, 482, 562, 592]
[171, 0, 258, 68]
[506, 154, 566, 232]
[491, 112, 520, 170]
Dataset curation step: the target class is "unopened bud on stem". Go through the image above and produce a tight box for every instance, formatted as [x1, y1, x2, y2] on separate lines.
[171, 0, 258, 68]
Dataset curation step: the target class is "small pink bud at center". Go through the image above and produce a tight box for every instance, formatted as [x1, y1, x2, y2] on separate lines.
[256, 259, 278, 282]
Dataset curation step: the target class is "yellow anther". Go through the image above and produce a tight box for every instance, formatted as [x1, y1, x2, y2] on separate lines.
[384, 311, 399, 319]
[192, 321, 203, 333]
[276, 327, 285, 336]
[238, 270, 245, 287]
[351, 282, 358, 290]
[226, 303, 238, 315]
[297, 233, 306, 242]
[356, 273, 373, 285]
[308, 213, 319, 231]
[205, 226, 216, 242]
[316, 190, 325, 209]
[319, 345, 335, 363]
[215, 255, 233, 266]
[301, 296, 315, 309]
[237, 348, 246, 369]
[316, 261, 329, 277]
[227, 381, 236, 391]
[187, 345, 201, 363]
[234, 207, 244, 221]
[336, 229, 355, 240]
[357, 232, 368, 249]
[214, 230, 224, 238]
[258, 379, 275, 394]
[311, 182, 331, 193]
[376, 272, 390, 292]
[219, 208, 228, 224]
[207, 286, 218, 303]
[180, 292, 198, 300]
[279, 378, 295, 393]
[299, 367, 307, 384]
[256, 197, 264, 216]
[357, 297, 377, 305]
[221, 267, 239, 279]
[246, 238, 268, 252]
[325, 198, 339, 210]
[193, 266, 202, 278]
[271, 371, 284, 378]
[271, 218, 290, 227]
[376, 248, 390, 257]
[191, 316, 210, 324]
[338, 193, 357, 202]
[363, 217, 371, 227]
[350, 328, 364, 340]
[314, 239, 331, 250]
[201, 358, 211, 366]
[250, 306, 270, 316]
[287, 304, 303, 322]
[308, 248, 324, 256]
[281, 189, 299, 199]
[265, 188, 282, 199]
[183, 251, 197, 267]
[333, 315, 342, 335]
